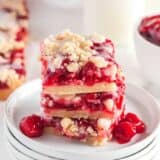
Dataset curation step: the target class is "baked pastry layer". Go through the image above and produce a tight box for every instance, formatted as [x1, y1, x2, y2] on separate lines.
[41, 90, 125, 119]
[0, 73, 24, 100]
[43, 82, 118, 95]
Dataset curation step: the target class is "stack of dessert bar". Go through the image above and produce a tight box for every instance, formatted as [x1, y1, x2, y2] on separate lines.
[0, 0, 29, 100]
[40, 31, 125, 145]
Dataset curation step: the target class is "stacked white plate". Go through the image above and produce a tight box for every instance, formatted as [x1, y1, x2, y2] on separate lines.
[4, 79, 160, 160]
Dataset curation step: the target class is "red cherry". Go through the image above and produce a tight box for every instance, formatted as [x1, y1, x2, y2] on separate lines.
[136, 122, 146, 133]
[19, 115, 44, 138]
[80, 62, 98, 85]
[125, 113, 146, 134]
[125, 113, 140, 123]
[113, 122, 136, 144]
[84, 93, 98, 103]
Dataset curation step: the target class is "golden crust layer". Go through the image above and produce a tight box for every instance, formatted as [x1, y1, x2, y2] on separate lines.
[43, 82, 117, 95]
[0, 77, 24, 100]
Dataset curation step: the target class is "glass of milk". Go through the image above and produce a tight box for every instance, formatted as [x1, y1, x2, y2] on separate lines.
[145, 0, 160, 14]
[83, 0, 145, 48]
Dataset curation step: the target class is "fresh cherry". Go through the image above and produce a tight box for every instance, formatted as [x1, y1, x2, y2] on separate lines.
[19, 115, 44, 138]
[125, 113, 140, 123]
[113, 121, 136, 144]
[136, 122, 146, 133]
[125, 113, 146, 133]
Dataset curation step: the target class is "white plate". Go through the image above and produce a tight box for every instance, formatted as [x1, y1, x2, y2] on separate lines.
[4, 79, 160, 160]
[5, 140, 32, 160]
[4, 121, 159, 160]
[4, 123, 52, 160]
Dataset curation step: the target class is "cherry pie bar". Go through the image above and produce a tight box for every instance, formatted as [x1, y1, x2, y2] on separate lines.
[40, 31, 125, 145]
[0, 0, 29, 100]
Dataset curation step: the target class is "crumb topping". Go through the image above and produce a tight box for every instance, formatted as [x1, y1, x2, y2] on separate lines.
[42, 30, 112, 72]
[66, 62, 79, 72]
[0, 69, 21, 87]
[89, 56, 108, 68]
[60, 117, 73, 130]
[97, 118, 112, 130]
[88, 33, 106, 43]
[0, 39, 24, 53]
[103, 99, 114, 111]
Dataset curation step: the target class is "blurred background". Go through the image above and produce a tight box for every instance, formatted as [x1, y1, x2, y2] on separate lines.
[0, 1, 160, 159]
[28, 0, 160, 40]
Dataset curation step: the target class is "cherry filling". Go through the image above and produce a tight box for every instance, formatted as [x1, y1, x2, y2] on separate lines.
[10, 49, 26, 76]
[139, 15, 160, 46]
[15, 27, 28, 41]
[0, 81, 9, 89]
[2, 7, 13, 13]
[41, 93, 124, 113]
[0, 48, 25, 87]
[14, 68, 26, 76]
[10, 49, 24, 61]
[91, 39, 115, 58]
[42, 60, 124, 87]
[16, 13, 29, 20]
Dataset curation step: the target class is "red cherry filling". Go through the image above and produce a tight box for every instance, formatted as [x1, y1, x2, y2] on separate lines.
[113, 121, 136, 144]
[14, 68, 26, 76]
[41, 92, 124, 113]
[80, 62, 101, 86]
[19, 115, 44, 138]
[9, 49, 26, 76]
[16, 14, 29, 20]
[43, 60, 121, 86]
[15, 27, 28, 41]
[139, 15, 160, 46]
[91, 39, 115, 58]
[2, 7, 13, 13]
[0, 81, 9, 89]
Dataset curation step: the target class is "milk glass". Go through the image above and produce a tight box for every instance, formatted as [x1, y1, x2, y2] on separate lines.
[146, 0, 160, 14]
[83, 0, 145, 47]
